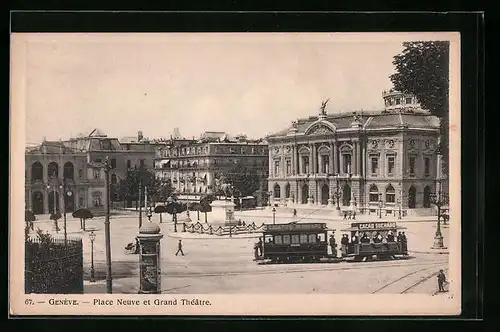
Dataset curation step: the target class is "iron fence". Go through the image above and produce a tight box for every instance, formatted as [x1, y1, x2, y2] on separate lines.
[25, 236, 84, 294]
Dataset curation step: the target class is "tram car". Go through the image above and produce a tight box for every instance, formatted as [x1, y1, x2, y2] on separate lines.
[340, 221, 408, 261]
[255, 222, 336, 263]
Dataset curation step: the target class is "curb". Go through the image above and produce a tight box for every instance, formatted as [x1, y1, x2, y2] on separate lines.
[166, 233, 260, 240]
[409, 250, 449, 255]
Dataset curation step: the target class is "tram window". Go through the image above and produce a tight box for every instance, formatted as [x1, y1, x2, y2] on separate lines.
[317, 233, 326, 242]
[274, 235, 283, 244]
[308, 234, 317, 243]
[291, 235, 300, 244]
[283, 235, 290, 244]
[300, 234, 308, 244]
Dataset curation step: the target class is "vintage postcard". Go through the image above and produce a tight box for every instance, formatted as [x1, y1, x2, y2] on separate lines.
[10, 32, 461, 316]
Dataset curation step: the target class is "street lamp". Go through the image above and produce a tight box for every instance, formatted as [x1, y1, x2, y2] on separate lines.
[335, 175, 341, 210]
[397, 198, 402, 219]
[272, 207, 276, 225]
[89, 230, 96, 283]
[378, 193, 383, 219]
[47, 178, 63, 233]
[103, 157, 113, 293]
[429, 181, 449, 249]
[147, 207, 153, 222]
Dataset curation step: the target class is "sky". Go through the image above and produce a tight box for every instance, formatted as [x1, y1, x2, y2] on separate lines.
[13, 33, 441, 145]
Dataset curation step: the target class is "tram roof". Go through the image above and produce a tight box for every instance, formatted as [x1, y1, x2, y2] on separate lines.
[264, 222, 330, 233]
[341, 221, 407, 232]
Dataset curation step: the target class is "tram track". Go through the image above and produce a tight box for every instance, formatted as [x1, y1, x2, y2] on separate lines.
[163, 259, 448, 279]
[371, 266, 449, 294]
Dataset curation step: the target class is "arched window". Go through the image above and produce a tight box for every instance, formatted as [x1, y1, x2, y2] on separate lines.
[31, 162, 43, 181]
[47, 162, 59, 179]
[273, 183, 281, 198]
[369, 184, 379, 202]
[385, 184, 395, 203]
[63, 162, 74, 180]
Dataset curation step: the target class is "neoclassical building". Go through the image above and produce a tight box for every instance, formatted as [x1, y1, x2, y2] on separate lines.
[25, 141, 107, 215]
[267, 91, 444, 215]
[154, 131, 269, 201]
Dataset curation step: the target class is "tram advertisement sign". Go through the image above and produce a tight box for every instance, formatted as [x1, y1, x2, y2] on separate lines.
[351, 222, 397, 230]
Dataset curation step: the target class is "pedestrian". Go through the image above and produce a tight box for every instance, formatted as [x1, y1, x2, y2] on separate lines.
[293, 209, 297, 218]
[352, 210, 356, 220]
[329, 234, 337, 257]
[175, 240, 185, 256]
[343, 211, 348, 220]
[397, 232, 402, 242]
[257, 237, 263, 256]
[437, 269, 447, 292]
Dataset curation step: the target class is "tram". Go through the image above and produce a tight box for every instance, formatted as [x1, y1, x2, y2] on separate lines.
[340, 221, 408, 261]
[255, 222, 336, 263]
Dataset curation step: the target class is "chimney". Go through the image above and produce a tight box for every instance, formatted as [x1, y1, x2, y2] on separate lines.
[138, 131, 143, 141]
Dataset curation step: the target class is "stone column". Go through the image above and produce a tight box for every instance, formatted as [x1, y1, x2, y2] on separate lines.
[309, 145, 313, 174]
[298, 152, 303, 175]
[137, 223, 164, 294]
[291, 145, 295, 175]
[329, 143, 334, 174]
[356, 141, 361, 176]
[353, 141, 357, 176]
[269, 149, 273, 177]
[333, 141, 339, 174]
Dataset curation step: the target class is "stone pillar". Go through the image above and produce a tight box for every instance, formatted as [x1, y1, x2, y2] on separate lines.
[298, 153, 303, 175]
[333, 141, 339, 174]
[137, 223, 164, 294]
[356, 141, 361, 176]
[361, 140, 366, 177]
[291, 146, 295, 175]
[353, 141, 358, 176]
[329, 143, 334, 174]
[309, 145, 313, 174]
[44, 188, 49, 214]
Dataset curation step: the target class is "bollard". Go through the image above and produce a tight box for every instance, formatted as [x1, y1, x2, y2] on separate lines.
[137, 223, 164, 294]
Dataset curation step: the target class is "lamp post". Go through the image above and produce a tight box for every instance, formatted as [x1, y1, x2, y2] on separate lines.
[89, 230, 96, 283]
[378, 193, 383, 219]
[47, 177, 62, 233]
[335, 175, 341, 210]
[103, 157, 113, 293]
[397, 198, 402, 219]
[147, 207, 153, 222]
[272, 207, 276, 225]
[430, 180, 449, 249]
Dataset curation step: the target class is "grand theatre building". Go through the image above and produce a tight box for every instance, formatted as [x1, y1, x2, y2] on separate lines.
[266, 91, 445, 215]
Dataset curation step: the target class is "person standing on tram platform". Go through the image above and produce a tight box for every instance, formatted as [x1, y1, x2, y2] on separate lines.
[329, 233, 337, 257]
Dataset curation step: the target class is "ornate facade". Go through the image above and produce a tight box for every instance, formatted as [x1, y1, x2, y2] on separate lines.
[25, 141, 107, 215]
[154, 131, 269, 199]
[267, 91, 442, 215]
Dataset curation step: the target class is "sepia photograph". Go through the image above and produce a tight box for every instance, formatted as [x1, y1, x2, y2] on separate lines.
[10, 32, 461, 315]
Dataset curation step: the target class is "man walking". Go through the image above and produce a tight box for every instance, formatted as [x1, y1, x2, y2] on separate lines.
[175, 239, 185, 256]
[437, 269, 447, 292]
[293, 209, 297, 218]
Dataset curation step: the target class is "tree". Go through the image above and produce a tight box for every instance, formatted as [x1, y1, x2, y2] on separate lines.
[225, 161, 262, 198]
[200, 194, 216, 223]
[72, 208, 94, 231]
[166, 200, 187, 232]
[118, 168, 161, 209]
[390, 41, 450, 173]
[49, 212, 62, 233]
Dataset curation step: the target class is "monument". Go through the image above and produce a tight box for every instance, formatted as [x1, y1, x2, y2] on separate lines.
[209, 179, 237, 225]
